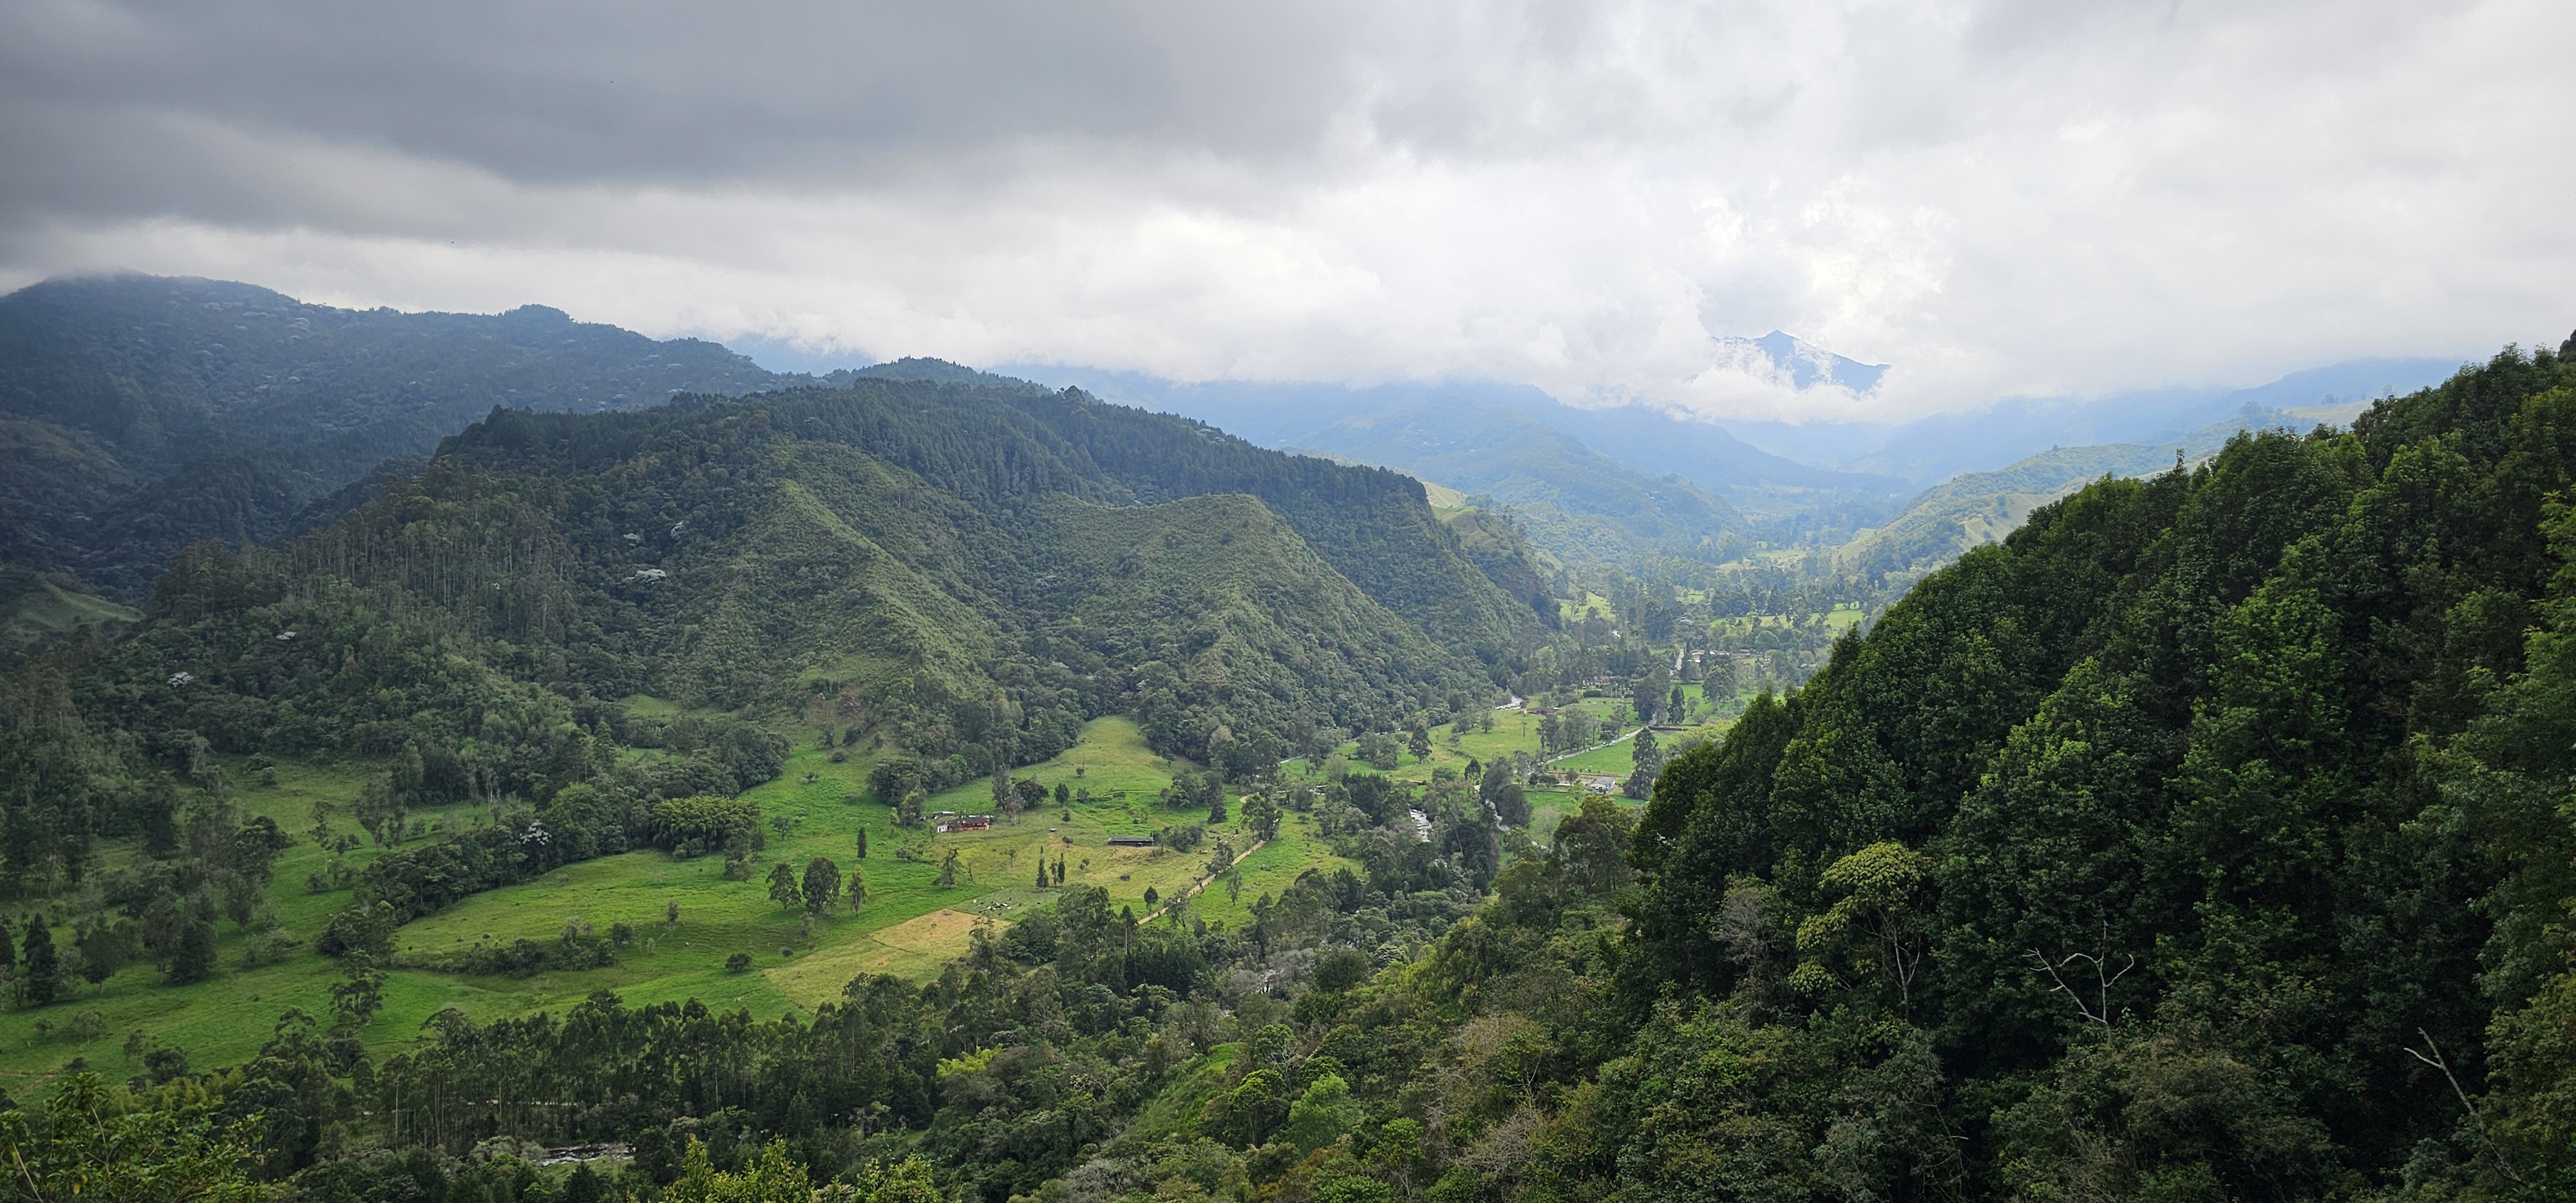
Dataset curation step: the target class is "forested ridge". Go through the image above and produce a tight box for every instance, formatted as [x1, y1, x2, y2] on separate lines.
[0, 275, 795, 596]
[10, 345, 2576, 1203]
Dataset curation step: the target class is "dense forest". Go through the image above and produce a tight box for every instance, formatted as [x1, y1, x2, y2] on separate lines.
[10, 343, 2576, 1203]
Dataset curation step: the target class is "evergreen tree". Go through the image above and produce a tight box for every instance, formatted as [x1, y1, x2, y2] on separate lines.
[766, 862, 800, 911]
[20, 914, 59, 1005]
[855, 828, 868, 859]
[1623, 728, 1663, 799]
[166, 918, 216, 986]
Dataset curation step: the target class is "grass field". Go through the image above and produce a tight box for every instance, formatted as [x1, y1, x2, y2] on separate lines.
[1549, 737, 1643, 776]
[0, 715, 1356, 1090]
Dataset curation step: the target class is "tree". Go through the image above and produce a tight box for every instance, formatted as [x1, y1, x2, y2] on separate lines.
[896, 788, 926, 828]
[21, 914, 61, 1005]
[1037, 860, 1052, 889]
[802, 857, 842, 914]
[1054, 782, 1072, 808]
[936, 848, 959, 888]
[766, 862, 800, 911]
[167, 918, 218, 985]
[1244, 793, 1282, 842]
[351, 773, 395, 847]
[1550, 795, 1636, 895]
[73, 922, 126, 989]
[0, 1072, 278, 1202]
[1633, 668, 1670, 725]
[855, 828, 868, 859]
[1624, 728, 1664, 800]
[1408, 722, 1433, 761]
[1791, 841, 1930, 1006]
[665, 1137, 813, 1203]
[846, 867, 867, 914]
[329, 965, 384, 1035]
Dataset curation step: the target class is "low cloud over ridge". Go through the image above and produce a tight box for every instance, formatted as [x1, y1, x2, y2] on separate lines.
[3, 1, 2568, 421]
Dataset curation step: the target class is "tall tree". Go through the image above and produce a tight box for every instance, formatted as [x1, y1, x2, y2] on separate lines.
[801, 858, 842, 915]
[20, 913, 60, 1005]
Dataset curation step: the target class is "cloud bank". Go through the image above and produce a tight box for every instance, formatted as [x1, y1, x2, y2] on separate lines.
[4, 0, 2569, 420]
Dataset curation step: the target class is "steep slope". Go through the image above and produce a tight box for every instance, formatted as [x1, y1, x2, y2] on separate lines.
[1600, 345, 2576, 1197]
[399, 377, 1517, 748]
[0, 274, 795, 594]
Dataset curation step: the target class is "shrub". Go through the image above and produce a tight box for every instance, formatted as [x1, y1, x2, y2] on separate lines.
[724, 952, 753, 974]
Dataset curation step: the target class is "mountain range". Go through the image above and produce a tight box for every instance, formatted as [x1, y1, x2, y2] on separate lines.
[0, 272, 2488, 633]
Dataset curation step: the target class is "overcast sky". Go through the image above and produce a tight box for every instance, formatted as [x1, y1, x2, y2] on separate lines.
[4, 1, 2569, 421]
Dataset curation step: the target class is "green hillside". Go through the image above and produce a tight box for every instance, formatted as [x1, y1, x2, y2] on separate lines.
[0, 275, 810, 597]
[0, 564, 135, 667]
[1836, 404, 2358, 583]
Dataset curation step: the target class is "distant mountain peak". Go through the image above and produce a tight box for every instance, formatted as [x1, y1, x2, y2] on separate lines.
[1715, 330, 1890, 393]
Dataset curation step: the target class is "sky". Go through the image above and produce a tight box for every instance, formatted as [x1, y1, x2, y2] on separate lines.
[3, 0, 2570, 422]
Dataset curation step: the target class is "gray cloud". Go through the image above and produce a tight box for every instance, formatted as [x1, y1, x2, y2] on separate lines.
[4, 0, 2570, 420]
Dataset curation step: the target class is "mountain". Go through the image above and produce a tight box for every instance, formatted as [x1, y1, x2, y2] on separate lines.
[1833, 400, 2370, 582]
[52, 377, 1535, 784]
[989, 368, 1911, 562]
[1727, 355, 2468, 484]
[1712, 328, 1891, 392]
[1282, 399, 1748, 568]
[0, 274, 800, 596]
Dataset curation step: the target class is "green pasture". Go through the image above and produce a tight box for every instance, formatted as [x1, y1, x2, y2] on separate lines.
[1, 716, 1357, 1087]
[1548, 737, 1643, 776]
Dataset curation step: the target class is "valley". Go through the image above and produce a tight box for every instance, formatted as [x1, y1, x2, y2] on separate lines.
[4, 278, 2573, 1203]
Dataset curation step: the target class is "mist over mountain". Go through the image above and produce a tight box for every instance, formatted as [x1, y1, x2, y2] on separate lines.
[1728, 356, 2467, 484]
[1712, 329, 1891, 393]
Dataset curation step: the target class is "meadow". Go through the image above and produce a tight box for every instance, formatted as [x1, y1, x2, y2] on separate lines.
[0, 715, 1359, 1089]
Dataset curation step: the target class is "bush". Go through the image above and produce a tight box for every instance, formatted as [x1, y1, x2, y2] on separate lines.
[724, 952, 753, 974]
